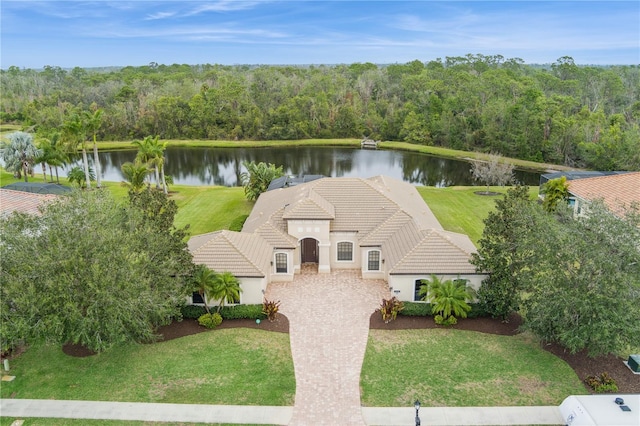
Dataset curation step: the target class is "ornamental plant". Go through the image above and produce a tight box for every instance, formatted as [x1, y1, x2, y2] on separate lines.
[379, 297, 404, 323]
[262, 299, 281, 322]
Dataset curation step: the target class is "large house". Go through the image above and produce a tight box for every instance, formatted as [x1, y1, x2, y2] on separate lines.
[540, 171, 639, 218]
[188, 176, 486, 305]
[566, 172, 639, 218]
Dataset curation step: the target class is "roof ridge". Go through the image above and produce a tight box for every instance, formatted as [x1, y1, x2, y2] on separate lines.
[191, 230, 223, 256]
[307, 188, 335, 217]
[362, 177, 403, 211]
[222, 231, 269, 274]
[389, 228, 471, 273]
[360, 209, 411, 243]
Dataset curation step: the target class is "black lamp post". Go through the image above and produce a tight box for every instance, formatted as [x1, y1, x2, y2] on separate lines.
[414, 399, 421, 426]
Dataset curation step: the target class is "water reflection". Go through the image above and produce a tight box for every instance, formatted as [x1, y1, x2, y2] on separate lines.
[63, 147, 540, 187]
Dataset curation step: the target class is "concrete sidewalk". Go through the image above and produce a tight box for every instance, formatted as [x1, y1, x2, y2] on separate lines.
[1, 399, 564, 425]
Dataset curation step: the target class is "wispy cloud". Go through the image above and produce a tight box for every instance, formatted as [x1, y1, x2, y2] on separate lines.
[145, 11, 178, 21]
[185, 1, 266, 15]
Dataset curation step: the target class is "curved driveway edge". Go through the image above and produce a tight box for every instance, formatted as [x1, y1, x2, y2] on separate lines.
[266, 269, 390, 426]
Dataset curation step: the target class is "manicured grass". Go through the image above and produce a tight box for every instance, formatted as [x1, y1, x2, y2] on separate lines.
[418, 186, 539, 245]
[0, 329, 295, 406]
[0, 420, 255, 426]
[168, 185, 253, 236]
[360, 329, 586, 407]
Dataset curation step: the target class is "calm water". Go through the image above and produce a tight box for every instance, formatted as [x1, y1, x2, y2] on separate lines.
[68, 146, 540, 187]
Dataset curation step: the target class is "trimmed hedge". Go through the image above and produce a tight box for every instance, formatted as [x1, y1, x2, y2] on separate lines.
[399, 302, 486, 318]
[219, 304, 266, 320]
[181, 304, 266, 320]
[400, 302, 432, 317]
[181, 304, 206, 319]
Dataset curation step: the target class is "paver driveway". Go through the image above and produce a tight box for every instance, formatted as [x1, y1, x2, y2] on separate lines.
[266, 266, 390, 426]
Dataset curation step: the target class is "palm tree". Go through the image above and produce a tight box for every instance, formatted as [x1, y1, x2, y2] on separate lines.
[83, 108, 104, 188]
[192, 265, 218, 315]
[132, 135, 167, 192]
[120, 160, 151, 192]
[422, 275, 475, 322]
[63, 112, 92, 189]
[211, 271, 242, 313]
[0, 131, 42, 182]
[39, 131, 67, 184]
[240, 161, 284, 201]
[68, 165, 95, 189]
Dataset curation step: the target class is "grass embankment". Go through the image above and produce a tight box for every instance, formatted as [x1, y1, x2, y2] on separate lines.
[419, 186, 539, 245]
[361, 329, 586, 407]
[0, 329, 295, 405]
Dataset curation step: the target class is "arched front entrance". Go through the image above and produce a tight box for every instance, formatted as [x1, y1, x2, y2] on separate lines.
[300, 238, 319, 264]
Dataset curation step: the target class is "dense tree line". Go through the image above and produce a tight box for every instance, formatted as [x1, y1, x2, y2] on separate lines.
[2, 55, 639, 170]
[472, 187, 640, 356]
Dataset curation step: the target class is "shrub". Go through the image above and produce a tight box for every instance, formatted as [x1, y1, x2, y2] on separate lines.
[262, 299, 281, 322]
[400, 302, 432, 317]
[198, 312, 223, 329]
[219, 304, 266, 320]
[181, 304, 206, 319]
[379, 297, 404, 323]
[584, 372, 618, 393]
[434, 314, 458, 326]
[229, 214, 249, 232]
[466, 303, 488, 318]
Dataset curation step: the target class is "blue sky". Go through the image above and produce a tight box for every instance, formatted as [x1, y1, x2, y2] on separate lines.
[1, 1, 638, 69]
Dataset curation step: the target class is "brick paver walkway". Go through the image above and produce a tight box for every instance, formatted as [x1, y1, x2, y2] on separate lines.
[266, 267, 390, 426]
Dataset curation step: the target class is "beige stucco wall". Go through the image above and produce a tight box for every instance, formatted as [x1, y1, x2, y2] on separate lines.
[287, 219, 331, 273]
[329, 232, 359, 270]
[239, 277, 269, 305]
[361, 247, 385, 280]
[271, 249, 295, 282]
[388, 274, 487, 302]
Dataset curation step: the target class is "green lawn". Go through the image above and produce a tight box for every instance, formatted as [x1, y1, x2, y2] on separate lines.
[418, 186, 539, 245]
[0, 420, 257, 426]
[361, 329, 586, 407]
[0, 329, 295, 406]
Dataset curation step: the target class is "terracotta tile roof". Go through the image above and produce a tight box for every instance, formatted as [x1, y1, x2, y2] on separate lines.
[568, 172, 640, 217]
[189, 230, 271, 277]
[0, 188, 59, 218]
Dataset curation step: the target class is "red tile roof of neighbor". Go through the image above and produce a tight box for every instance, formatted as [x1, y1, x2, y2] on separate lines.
[568, 172, 640, 217]
[0, 188, 59, 217]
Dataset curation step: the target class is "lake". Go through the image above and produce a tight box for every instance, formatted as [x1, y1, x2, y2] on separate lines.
[72, 146, 541, 187]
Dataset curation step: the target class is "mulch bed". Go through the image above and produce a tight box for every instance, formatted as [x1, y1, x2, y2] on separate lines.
[60, 312, 638, 394]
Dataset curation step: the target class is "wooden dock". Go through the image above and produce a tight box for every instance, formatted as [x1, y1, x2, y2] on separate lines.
[360, 138, 379, 149]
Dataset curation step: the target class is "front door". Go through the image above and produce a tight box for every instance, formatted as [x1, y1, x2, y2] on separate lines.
[301, 238, 319, 263]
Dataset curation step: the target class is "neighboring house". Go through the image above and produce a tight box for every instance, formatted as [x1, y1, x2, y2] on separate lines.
[188, 176, 486, 305]
[566, 171, 640, 218]
[0, 188, 61, 218]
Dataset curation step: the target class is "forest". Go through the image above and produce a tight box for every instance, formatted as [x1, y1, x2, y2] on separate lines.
[1, 54, 639, 171]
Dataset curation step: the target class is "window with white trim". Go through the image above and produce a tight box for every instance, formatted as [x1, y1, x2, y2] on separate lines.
[275, 252, 288, 273]
[337, 241, 353, 261]
[367, 250, 381, 271]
